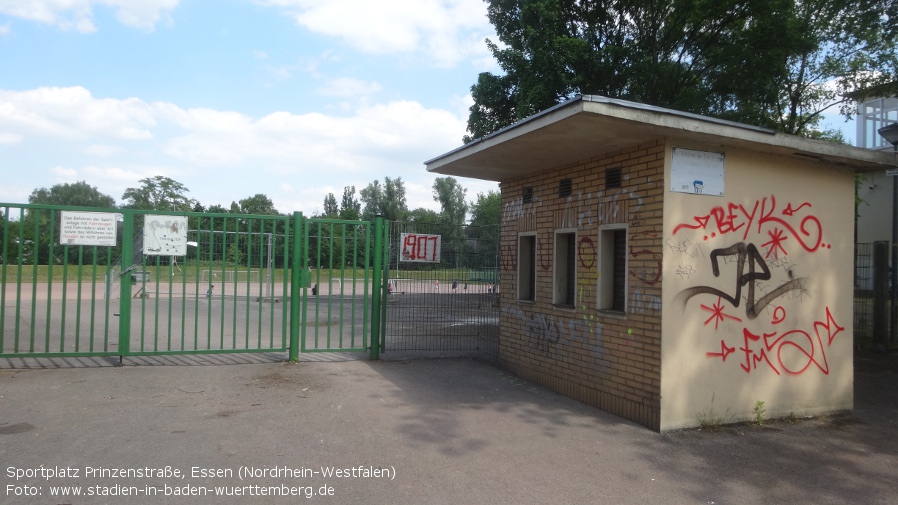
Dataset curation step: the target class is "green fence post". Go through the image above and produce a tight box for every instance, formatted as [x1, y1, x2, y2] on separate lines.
[118, 210, 134, 360]
[289, 212, 303, 362]
[370, 215, 385, 360]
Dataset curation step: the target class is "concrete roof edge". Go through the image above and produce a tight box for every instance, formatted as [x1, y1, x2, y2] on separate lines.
[425, 95, 897, 173]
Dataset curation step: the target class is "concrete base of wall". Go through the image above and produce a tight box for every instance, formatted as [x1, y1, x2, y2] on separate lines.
[499, 358, 660, 431]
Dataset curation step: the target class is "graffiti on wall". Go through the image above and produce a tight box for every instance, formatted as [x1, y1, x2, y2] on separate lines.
[672, 194, 841, 376]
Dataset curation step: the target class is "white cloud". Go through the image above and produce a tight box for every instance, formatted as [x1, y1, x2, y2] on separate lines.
[0, 21, 11, 35]
[0, 86, 156, 140]
[1, 85, 477, 215]
[83, 144, 125, 157]
[317, 78, 382, 97]
[258, 0, 494, 67]
[0, 0, 179, 32]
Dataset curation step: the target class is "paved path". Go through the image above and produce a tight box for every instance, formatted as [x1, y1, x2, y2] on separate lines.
[1, 351, 896, 504]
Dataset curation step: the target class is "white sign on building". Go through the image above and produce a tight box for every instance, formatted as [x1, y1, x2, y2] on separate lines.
[670, 147, 725, 196]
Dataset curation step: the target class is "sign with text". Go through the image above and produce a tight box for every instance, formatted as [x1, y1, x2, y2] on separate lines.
[143, 215, 188, 256]
[400, 233, 441, 263]
[670, 147, 725, 196]
[59, 211, 118, 246]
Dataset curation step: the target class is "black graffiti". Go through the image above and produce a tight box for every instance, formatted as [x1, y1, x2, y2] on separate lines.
[675, 242, 806, 319]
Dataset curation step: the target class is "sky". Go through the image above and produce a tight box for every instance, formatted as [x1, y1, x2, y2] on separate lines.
[0, 1, 859, 218]
[0, 0, 503, 216]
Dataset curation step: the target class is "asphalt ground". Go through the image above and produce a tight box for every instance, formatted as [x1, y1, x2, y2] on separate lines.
[0, 350, 896, 505]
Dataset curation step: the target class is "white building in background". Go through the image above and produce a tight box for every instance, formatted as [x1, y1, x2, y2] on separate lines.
[855, 94, 898, 245]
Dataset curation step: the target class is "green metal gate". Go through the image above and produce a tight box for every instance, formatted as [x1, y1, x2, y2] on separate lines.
[0, 203, 388, 361]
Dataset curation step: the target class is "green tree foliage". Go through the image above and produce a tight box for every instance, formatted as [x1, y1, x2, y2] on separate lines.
[406, 207, 441, 226]
[433, 176, 469, 267]
[237, 194, 279, 215]
[466, 0, 897, 140]
[468, 190, 501, 228]
[29, 181, 116, 209]
[339, 186, 361, 220]
[121, 176, 194, 211]
[466, 190, 501, 269]
[775, 0, 897, 134]
[322, 193, 339, 217]
[360, 177, 408, 222]
[24, 182, 117, 265]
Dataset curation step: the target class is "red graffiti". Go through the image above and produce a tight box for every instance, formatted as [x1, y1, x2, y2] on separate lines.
[700, 297, 742, 330]
[706, 340, 736, 361]
[577, 236, 596, 269]
[499, 244, 517, 271]
[628, 232, 662, 286]
[673, 195, 824, 255]
[707, 307, 844, 376]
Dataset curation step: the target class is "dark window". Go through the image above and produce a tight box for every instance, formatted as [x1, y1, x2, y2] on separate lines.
[518, 234, 536, 301]
[599, 227, 627, 312]
[558, 179, 572, 198]
[611, 229, 626, 311]
[553, 231, 576, 306]
[523, 187, 533, 204]
[606, 168, 622, 189]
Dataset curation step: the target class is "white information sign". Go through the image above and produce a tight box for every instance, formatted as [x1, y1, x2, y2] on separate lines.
[400, 233, 441, 263]
[670, 147, 725, 196]
[59, 211, 118, 246]
[143, 215, 189, 256]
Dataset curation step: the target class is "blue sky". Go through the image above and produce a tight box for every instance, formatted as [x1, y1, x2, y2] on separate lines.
[0, 1, 858, 217]
[0, 0, 501, 215]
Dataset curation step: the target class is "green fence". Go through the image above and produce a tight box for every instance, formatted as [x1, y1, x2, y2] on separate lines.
[0, 203, 388, 361]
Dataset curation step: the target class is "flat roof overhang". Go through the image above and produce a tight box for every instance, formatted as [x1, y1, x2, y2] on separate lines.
[425, 96, 896, 181]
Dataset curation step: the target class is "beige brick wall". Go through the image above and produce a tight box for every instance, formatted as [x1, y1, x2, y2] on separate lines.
[498, 139, 665, 430]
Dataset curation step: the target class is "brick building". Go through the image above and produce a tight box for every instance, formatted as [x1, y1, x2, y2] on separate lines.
[425, 96, 894, 431]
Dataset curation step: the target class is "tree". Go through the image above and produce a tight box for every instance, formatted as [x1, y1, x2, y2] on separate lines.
[433, 177, 468, 267]
[468, 190, 501, 229]
[774, 0, 898, 135]
[339, 186, 361, 220]
[121, 176, 194, 211]
[406, 207, 441, 226]
[322, 193, 339, 217]
[29, 181, 116, 209]
[465, 0, 897, 140]
[360, 177, 408, 222]
[238, 194, 279, 215]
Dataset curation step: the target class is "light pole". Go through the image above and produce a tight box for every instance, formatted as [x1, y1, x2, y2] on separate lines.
[877, 122, 898, 348]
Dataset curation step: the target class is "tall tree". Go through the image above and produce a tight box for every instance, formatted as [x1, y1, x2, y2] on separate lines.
[238, 194, 279, 215]
[360, 177, 408, 222]
[468, 190, 500, 228]
[774, 0, 898, 134]
[121, 176, 194, 211]
[29, 181, 116, 208]
[322, 193, 339, 217]
[339, 186, 361, 220]
[466, 0, 896, 140]
[433, 176, 469, 267]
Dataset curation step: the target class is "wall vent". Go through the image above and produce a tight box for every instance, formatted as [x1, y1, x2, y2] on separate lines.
[523, 186, 533, 203]
[558, 178, 572, 198]
[606, 168, 622, 189]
